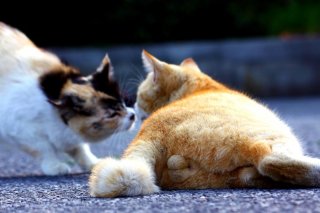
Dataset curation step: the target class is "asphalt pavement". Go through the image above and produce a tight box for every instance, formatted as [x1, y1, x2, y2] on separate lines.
[1, 97, 320, 212]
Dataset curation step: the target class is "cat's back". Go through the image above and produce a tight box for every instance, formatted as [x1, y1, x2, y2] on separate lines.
[142, 90, 293, 143]
[153, 90, 276, 123]
[0, 22, 60, 80]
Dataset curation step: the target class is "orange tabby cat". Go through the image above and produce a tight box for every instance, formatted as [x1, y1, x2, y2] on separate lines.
[89, 50, 320, 197]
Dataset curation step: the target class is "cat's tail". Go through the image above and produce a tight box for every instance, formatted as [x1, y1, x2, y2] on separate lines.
[89, 157, 160, 198]
[258, 153, 320, 187]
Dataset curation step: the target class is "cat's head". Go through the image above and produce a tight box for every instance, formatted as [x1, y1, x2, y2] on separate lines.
[40, 55, 136, 142]
[135, 50, 223, 120]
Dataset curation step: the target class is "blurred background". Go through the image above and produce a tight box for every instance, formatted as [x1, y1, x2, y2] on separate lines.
[1, 0, 320, 99]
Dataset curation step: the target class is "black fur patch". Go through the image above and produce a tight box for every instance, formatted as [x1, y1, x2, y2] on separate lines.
[100, 98, 124, 111]
[40, 67, 80, 100]
[91, 64, 121, 101]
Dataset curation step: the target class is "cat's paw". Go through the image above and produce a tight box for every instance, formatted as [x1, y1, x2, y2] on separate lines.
[89, 157, 160, 197]
[77, 155, 101, 172]
[167, 155, 189, 170]
[167, 155, 198, 183]
[68, 144, 100, 172]
[82, 156, 101, 171]
[41, 161, 72, 176]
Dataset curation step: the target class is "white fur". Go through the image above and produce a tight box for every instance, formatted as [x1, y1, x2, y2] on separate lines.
[134, 103, 149, 121]
[122, 107, 136, 131]
[90, 158, 159, 197]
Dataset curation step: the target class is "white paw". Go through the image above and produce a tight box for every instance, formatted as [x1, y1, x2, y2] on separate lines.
[41, 161, 72, 176]
[89, 158, 160, 197]
[80, 156, 101, 171]
[70, 144, 100, 172]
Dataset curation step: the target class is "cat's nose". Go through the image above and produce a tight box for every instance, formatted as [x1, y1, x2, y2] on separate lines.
[129, 113, 135, 121]
[126, 107, 136, 121]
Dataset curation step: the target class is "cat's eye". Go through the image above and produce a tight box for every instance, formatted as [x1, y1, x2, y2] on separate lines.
[92, 122, 102, 130]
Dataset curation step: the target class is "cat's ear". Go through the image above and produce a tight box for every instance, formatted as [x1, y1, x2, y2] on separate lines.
[48, 94, 90, 124]
[142, 50, 165, 82]
[40, 66, 80, 102]
[90, 54, 114, 91]
[90, 54, 121, 99]
[91, 54, 114, 83]
[50, 94, 84, 109]
[180, 58, 201, 72]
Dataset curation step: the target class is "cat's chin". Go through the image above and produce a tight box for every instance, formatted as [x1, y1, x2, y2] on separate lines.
[120, 117, 136, 132]
[134, 103, 149, 122]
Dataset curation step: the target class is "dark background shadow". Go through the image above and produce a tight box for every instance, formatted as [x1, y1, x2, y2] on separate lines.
[1, 0, 320, 98]
[2, 0, 319, 47]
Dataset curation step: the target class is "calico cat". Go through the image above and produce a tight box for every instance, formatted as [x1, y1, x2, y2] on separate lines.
[0, 22, 135, 175]
[89, 50, 320, 197]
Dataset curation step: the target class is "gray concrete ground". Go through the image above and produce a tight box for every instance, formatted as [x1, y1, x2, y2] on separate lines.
[1, 97, 320, 212]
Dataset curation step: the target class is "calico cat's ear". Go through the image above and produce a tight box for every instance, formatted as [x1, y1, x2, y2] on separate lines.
[180, 58, 201, 72]
[40, 66, 80, 102]
[90, 54, 121, 99]
[95, 54, 114, 79]
[49, 94, 86, 110]
[90, 54, 113, 90]
[142, 50, 165, 82]
[49, 94, 93, 124]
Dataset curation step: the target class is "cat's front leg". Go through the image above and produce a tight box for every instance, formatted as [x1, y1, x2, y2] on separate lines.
[39, 144, 72, 175]
[68, 143, 99, 171]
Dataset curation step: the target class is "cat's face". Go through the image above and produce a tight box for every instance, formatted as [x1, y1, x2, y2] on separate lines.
[41, 55, 136, 142]
[135, 50, 205, 120]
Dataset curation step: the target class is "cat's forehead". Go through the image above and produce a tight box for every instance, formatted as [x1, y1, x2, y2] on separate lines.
[63, 80, 120, 101]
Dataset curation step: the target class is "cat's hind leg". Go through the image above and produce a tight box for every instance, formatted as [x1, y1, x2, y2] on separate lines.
[236, 140, 320, 187]
[258, 153, 320, 186]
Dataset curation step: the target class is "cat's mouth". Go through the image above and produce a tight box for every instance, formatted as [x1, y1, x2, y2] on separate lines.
[134, 103, 149, 122]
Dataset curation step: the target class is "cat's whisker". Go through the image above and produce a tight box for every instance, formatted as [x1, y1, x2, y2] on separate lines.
[125, 65, 145, 91]
[118, 69, 130, 94]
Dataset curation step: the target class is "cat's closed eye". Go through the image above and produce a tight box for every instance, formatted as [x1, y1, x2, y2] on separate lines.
[92, 122, 102, 130]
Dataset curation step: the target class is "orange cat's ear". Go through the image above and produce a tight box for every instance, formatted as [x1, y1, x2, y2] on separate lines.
[142, 50, 165, 82]
[180, 58, 201, 72]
